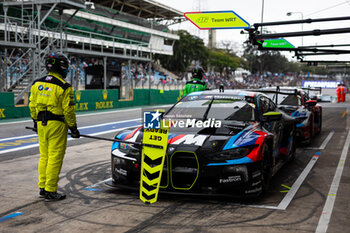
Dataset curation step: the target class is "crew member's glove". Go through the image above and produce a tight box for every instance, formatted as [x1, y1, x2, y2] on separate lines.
[69, 126, 80, 138]
[33, 120, 37, 133]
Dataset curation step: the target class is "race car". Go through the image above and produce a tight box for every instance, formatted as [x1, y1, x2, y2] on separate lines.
[302, 87, 322, 102]
[107, 90, 296, 197]
[256, 87, 322, 145]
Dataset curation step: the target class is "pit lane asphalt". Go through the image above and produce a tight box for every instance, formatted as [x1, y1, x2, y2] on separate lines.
[0, 102, 349, 233]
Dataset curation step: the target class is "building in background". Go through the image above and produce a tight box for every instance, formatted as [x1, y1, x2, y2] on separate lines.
[0, 0, 185, 104]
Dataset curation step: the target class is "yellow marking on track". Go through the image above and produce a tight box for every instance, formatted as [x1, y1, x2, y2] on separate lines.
[0, 137, 38, 149]
[342, 110, 348, 118]
[280, 184, 291, 193]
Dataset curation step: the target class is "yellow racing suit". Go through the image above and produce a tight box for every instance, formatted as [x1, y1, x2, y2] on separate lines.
[29, 72, 77, 192]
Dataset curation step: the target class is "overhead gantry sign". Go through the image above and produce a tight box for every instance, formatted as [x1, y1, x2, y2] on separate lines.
[184, 11, 250, 30]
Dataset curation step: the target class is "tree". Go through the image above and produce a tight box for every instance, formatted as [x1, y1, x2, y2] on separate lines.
[260, 51, 289, 73]
[155, 30, 208, 74]
[208, 50, 240, 73]
[242, 42, 260, 73]
[218, 40, 239, 55]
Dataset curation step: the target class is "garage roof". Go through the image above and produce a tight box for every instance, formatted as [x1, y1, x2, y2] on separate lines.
[93, 0, 183, 19]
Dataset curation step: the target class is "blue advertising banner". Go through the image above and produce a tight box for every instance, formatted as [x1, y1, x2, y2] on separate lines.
[302, 80, 343, 89]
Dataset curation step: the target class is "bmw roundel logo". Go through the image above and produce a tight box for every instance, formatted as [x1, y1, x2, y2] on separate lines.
[38, 85, 43, 91]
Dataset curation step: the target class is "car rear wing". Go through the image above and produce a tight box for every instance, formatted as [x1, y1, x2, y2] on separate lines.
[250, 87, 298, 105]
[302, 87, 322, 95]
[251, 89, 299, 95]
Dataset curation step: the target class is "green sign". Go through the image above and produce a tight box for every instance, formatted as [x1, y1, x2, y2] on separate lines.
[260, 38, 294, 48]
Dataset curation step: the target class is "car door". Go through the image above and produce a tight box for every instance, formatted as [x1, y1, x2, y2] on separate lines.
[259, 95, 283, 164]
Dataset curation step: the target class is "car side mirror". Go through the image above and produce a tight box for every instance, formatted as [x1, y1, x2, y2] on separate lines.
[262, 112, 282, 122]
[306, 100, 317, 107]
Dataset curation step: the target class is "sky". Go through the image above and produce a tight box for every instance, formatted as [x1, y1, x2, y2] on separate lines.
[155, 0, 350, 62]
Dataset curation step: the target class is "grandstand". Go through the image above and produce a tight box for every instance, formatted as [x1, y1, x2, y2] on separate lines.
[0, 0, 184, 104]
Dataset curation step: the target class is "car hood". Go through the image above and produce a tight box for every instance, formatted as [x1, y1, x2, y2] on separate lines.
[114, 121, 267, 152]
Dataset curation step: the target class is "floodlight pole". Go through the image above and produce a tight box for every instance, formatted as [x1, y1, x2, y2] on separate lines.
[261, 0, 265, 33]
[286, 12, 304, 46]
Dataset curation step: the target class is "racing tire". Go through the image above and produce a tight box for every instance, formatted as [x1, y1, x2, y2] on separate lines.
[315, 112, 322, 135]
[261, 145, 273, 193]
[288, 127, 297, 162]
[304, 119, 314, 146]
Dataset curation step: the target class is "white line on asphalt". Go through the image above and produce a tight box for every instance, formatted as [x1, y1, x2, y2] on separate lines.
[0, 119, 32, 125]
[246, 153, 320, 210]
[0, 118, 140, 142]
[319, 131, 335, 150]
[0, 144, 39, 155]
[315, 130, 350, 233]
[0, 134, 36, 142]
[245, 204, 282, 210]
[305, 131, 335, 150]
[0, 125, 139, 155]
[277, 154, 320, 210]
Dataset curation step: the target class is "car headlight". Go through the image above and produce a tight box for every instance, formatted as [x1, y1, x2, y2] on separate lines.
[205, 146, 254, 160]
[119, 142, 140, 156]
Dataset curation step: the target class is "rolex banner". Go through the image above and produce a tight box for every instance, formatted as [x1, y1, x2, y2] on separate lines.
[140, 126, 169, 204]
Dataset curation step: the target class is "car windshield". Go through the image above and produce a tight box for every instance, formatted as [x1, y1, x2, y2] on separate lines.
[265, 93, 300, 106]
[164, 95, 256, 121]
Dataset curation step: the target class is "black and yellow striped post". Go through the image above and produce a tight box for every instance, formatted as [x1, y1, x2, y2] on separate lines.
[140, 124, 169, 204]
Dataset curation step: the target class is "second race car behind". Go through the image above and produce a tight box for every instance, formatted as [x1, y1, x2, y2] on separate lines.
[256, 87, 322, 145]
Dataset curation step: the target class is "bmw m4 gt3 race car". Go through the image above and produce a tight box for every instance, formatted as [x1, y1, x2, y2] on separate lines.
[303, 87, 322, 102]
[257, 87, 322, 145]
[107, 90, 296, 197]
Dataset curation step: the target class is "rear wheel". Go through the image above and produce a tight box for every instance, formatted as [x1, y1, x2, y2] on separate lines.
[316, 111, 322, 135]
[261, 145, 273, 193]
[288, 126, 296, 162]
[304, 119, 313, 145]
